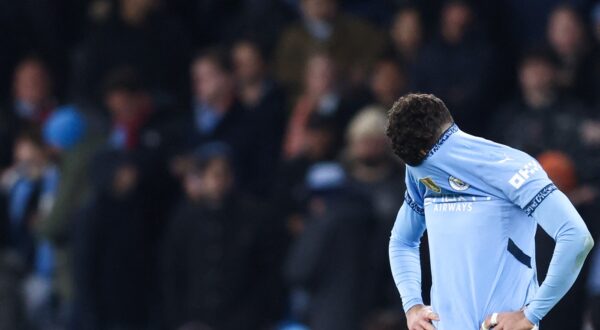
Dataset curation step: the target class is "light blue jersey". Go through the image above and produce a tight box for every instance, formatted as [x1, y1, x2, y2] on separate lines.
[390, 124, 594, 329]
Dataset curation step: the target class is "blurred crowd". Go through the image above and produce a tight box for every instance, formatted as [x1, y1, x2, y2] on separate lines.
[1, 0, 600, 329]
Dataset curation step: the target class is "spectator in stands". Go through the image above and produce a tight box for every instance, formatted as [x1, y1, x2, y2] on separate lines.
[0, 57, 55, 170]
[102, 68, 178, 264]
[283, 52, 356, 160]
[231, 39, 287, 196]
[275, 0, 385, 91]
[162, 143, 279, 330]
[367, 59, 408, 109]
[73, 150, 152, 329]
[343, 107, 404, 310]
[0, 131, 60, 328]
[72, 0, 190, 106]
[411, 0, 495, 134]
[547, 5, 597, 106]
[102, 68, 170, 152]
[491, 51, 585, 156]
[387, 7, 423, 71]
[285, 162, 373, 330]
[273, 114, 339, 240]
[36, 107, 104, 316]
[174, 49, 245, 154]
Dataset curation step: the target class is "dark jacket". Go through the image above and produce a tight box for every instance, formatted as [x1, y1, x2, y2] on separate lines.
[73, 190, 152, 329]
[285, 190, 374, 330]
[161, 195, 280, 330]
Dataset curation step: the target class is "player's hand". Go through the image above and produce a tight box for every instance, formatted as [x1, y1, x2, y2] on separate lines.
[406, 304, 439, 330]
[481, 310, 535, 330]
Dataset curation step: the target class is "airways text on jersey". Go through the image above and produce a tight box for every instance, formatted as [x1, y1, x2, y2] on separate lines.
[424, 195, 492, 213]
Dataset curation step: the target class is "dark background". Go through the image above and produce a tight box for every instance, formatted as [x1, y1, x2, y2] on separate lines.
[0, 0, 599, 329]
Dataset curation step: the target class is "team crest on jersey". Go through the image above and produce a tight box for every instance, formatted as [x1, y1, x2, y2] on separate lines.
[419, 177, 441, 193]
[448, 176, 470, 191]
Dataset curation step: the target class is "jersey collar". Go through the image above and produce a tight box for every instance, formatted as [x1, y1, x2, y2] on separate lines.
[425, 123, 459, 159]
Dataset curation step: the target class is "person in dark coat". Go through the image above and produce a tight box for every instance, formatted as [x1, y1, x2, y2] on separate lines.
[0, 57, 56, 170]
[546, 5, 598, 108]
[161, 143, 281, 330]
[71, 0, 191, 107]
[343, 107, 406, 311]
[285, 162, 373, 330]
[411, 0, 496, 135]
[73, 150, 152, 330]
[230, 39, 287, 197]
[490, 51, 586, 160]
[272, 114, 339, 239]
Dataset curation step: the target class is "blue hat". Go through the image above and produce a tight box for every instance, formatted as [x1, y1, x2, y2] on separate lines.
[43, 105, 86, 151]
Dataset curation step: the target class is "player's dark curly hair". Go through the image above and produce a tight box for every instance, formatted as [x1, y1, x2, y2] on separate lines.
[386, 93, 453, 166]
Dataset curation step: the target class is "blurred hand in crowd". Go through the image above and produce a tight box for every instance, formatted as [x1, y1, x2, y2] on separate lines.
[112, 164, 139, 197]
[580, 120, 600, 146]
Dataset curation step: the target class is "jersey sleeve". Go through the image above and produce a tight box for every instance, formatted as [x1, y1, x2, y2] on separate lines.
[404, 168, 425, 216]
[472, 147, 556, 214]
[389, 168, 427, 312]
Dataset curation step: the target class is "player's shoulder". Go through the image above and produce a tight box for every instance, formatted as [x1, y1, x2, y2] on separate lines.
[457, 131, 535, 163]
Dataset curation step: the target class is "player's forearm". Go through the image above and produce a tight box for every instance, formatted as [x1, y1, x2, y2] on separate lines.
[389, 203, 426, 312]
[526, 191, 594, 324]
[390, 237, 424, 311]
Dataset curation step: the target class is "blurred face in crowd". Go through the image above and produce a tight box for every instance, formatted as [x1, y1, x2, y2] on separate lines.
[304, 54, 337, 97]
[390, 8, 423, 55]
[119, 0, 158, 25]
[370, 60, 406, 108]
[232, 41, 265, 84]
[347, 109, 389, 168]
[301, 0, 337, 22]
[441, 2, 472, 44]
[192, 57, 233, 107]
[547, 7, 586, 58]
[13, 59, 51, 107]
[184, 157, 233, 204]
[13, 137, 46, 178]
[519, 57, 557, 106]
[349, 134, 389, 167]
[105, 89, 150, 123]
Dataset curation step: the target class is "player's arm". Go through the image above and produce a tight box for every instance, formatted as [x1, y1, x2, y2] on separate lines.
[389, 198, 426, 312]
[476, 149, 594, 328]
[390, 192, 440, 330]
[523, 190, 594, 324]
